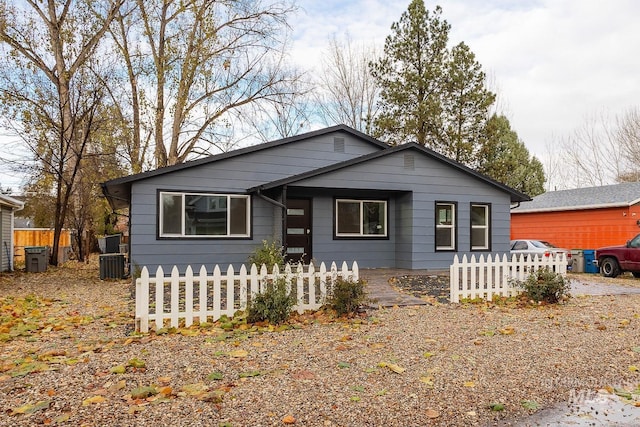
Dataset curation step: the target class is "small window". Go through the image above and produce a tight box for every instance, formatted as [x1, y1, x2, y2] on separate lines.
[159, 192, 250, 238]
[336, 199, 387, 237]
[471, 204, 490, 250]
[435, 202, 456, 250]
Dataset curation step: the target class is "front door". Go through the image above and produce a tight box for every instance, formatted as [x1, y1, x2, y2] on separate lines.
[285, 198, 311, 264]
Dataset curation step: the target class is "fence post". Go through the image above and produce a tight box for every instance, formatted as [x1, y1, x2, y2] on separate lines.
[154, 266, 165, 331]
[184, 266, 194, 328]
[213, 265, 221, 320]
[198, 265, 208, 324]
[239, 264, 248, 311]
[136, 267, 149, 333]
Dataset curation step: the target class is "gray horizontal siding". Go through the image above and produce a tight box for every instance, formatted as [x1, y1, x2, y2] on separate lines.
[1, 207, 9, 271]
[129, 133, 384, 273]
[129, 133, 514, 273]
[291, 151, 512, 269]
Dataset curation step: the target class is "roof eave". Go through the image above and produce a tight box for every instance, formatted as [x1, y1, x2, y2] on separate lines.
[512, 201, 632, 214]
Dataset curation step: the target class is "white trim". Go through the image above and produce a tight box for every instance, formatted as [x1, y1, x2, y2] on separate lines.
[512, 201, 639, 214]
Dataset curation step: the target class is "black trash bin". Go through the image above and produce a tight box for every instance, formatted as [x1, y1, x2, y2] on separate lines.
[99, 254, 126, 279]
[25, 246, 48, 273]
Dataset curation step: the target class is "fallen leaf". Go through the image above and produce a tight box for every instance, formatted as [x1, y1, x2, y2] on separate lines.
[228, 349, 248, 358]
[110, 365, 126, 374]
[82, 395, 106, 406]
[425, 409, 440, 419]
[282, 414, 296, 424]
[378, 362, 405, 373]
[464, 381, 475, 388]
[10, 400, 51, 415]
[130, 386, 158, 399]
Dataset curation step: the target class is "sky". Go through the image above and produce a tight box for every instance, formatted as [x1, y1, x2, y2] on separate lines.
[1, 0, 638, 190]
[291, 0, 640, 159]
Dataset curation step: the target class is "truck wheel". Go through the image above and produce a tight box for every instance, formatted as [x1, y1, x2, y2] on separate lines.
[600, 257, 620, 278]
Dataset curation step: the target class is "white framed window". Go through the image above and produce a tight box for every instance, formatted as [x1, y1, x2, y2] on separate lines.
[159, 192, 250, 238]
[471, 204, 490, 250]
[435, 202, 456, 250]
[335, 199, 387, 237]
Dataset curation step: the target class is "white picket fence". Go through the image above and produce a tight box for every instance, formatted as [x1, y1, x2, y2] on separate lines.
[135, 261, 359, 332]
[449, 253, 568, 303]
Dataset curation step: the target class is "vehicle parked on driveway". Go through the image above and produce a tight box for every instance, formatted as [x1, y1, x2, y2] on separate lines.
[594, 233, 640, 278]
[510, 239, 573, 268]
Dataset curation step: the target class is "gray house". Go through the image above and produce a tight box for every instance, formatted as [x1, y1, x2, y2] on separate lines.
[0, 194, 24, 272]
[102, 125, 529, 273]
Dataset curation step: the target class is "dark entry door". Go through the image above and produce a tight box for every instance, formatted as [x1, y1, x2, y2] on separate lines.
[285, 199, 311, 264]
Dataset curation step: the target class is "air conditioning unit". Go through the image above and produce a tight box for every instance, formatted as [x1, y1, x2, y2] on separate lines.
[99, 254, 126, 279]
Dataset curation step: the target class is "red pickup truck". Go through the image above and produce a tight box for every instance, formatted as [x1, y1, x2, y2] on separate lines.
[594, 233, 640, 278]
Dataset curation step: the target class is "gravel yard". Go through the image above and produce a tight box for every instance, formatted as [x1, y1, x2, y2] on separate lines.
[1, 260, 640, 426]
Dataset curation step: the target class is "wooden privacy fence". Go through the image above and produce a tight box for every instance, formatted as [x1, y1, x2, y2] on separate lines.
[136, 261, 359, 333]
[450, 253, 568, 303]
[14, 228, 72, 264]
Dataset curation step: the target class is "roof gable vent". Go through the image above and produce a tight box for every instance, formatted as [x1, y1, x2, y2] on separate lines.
[404, 153, 415, 170]
[334, 137, 345, 153]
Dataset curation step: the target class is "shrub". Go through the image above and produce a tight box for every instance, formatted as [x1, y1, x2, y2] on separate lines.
[247, 240, 285, 272]
[247, 278, 294, 324]
[514, 268, 571, 303]
[326, 277, 368, 316]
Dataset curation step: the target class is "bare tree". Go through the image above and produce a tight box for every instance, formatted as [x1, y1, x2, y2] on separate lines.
[0, 0, 122, 264]
[616, 107, 640, 181]
[559, 111, 629, 188]
[315, 34, 379, 133]
[115, 0, 298, 168]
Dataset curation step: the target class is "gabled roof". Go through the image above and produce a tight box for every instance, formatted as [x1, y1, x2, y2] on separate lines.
[102, 125, 389, 209]
[511, 182, 640, 213]
[0, 194, 24, 210]
[249, 142, 530, 203]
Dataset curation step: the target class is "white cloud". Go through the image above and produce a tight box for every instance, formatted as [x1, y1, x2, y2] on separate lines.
[292, 0, 640, 157]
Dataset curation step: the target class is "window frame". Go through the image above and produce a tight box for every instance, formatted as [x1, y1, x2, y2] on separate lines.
[157, 190, 251, 239]
[334, 198, 388, 239]
[470, 203, 491, 251]
[435, 201, 457, 251]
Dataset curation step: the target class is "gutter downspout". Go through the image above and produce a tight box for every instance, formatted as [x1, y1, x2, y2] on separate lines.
[254, 186, 287, 249]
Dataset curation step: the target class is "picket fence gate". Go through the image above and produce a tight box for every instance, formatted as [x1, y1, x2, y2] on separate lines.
[135, 261, 359, 332]
[449, 253, 567, 303]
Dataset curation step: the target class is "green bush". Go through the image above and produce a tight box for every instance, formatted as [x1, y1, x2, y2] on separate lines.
[326, 277, 368, 316]
[514, 268, 571, 303]
[246, 278, 294, 324]
[247, 240, 285, 272]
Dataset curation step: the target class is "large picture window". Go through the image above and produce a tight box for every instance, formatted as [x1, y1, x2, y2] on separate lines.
[435, 202, 456, 250]
[471, 204, 490, 250]
[159, 192, 250, 238]
[336, 199, 387, 237]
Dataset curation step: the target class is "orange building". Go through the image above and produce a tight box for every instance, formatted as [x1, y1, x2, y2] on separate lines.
[511, 182, 640, 250]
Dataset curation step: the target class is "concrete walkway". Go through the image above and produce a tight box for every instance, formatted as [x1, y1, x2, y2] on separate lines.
[359, 269, 640, 308]
[359, 268, 433, 307]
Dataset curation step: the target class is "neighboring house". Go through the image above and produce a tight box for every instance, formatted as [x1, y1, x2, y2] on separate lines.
[511, 182, 640, 250]
[101, 125, 529, 274]
[0, 194, 25, 272]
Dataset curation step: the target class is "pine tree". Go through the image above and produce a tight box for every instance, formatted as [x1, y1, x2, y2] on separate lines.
[477, 114, 546, 196]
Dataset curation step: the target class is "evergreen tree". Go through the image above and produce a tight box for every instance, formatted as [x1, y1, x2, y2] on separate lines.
[477, 114, 546, 196]
[370, 0, 495, 166]
[370, 1, 450, 147]
[442, 42, 495, 164]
